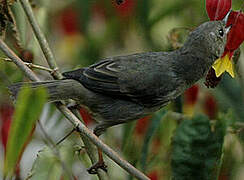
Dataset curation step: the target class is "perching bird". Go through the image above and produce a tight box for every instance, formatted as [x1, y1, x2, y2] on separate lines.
[9, 13, 231, 174]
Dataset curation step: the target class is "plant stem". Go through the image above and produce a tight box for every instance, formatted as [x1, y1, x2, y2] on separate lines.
[0, 39, 39, 81]
[70, 109, 108, 179]
[2, 58, 53, 72]
[19, 0, 62, 79]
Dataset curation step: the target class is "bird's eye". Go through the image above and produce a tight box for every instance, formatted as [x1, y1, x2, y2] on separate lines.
[218, 28, 224, 37]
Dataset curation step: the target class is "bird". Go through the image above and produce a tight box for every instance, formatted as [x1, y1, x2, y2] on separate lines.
[9, 12, 231, 174]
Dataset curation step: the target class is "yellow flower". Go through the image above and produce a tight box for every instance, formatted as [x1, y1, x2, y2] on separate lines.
[212, 53, 235, 78]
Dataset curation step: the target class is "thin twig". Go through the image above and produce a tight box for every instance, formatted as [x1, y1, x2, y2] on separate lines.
[56, 128, 76, 146]
[0, 39, 149, 180]
[19, 0, 62, 79]
[2, 57, 53, 72]
[70, 109, 108, 179]
[0, 39, 39, 81]
[37, 120, 74, 180]
[167, 111, 186, 122]
[6, 3, 23, 51]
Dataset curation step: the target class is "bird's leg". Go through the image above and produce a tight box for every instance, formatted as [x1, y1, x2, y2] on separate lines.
[87, 147, 107, 174]
[87, 126, 108, 174]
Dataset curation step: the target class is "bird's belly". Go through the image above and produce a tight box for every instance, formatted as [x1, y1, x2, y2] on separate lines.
[82, 95, 170, 126]
[79, 85, 183, 126]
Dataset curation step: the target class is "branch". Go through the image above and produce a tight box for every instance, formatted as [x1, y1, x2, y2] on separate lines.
[69, 109, 108, 179]
[2, 58, 53, 72]
[19, 0, 62, 79]
[0, 36, 149, 180]
[0, 39, 39, 81]
[169, 111, 244, 134]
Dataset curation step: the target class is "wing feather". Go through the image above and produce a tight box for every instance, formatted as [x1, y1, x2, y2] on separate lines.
[62, 52, 179, 107]
[63, 60, 122, 95]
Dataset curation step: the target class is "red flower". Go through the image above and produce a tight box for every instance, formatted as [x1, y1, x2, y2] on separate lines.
[203, 94, 218, 119]
[206, 0, 244, 78]
[0, 105, 14, 151]
[0, 105, 19, 176]
[135, 116, 151, 135]
[183, 85, 199, 116]
[184, 85, 199, 105]
[225, 11, 244, 57]
[148, 170, 159, 180]
[58, 7, 79, 35]
[206, 0, 232, 21]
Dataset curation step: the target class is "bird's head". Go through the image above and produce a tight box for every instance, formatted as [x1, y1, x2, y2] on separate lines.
[184, 12, 231, 59]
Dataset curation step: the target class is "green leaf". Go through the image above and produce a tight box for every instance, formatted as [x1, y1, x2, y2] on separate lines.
[171, 114, 226, 180]
[4, 85, 47, 176]
[30, 144, 75, 180]
[214, 110, 236, 178]
[30, 147, 62, 180]
[122, 121, 136, 151]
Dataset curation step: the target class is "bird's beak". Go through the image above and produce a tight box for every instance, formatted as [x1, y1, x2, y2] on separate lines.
[223, 10, 232, 25]
[225, 25, 232, 34]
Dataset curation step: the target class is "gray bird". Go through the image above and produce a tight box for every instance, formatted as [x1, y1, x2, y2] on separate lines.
[9, 15, 231, 173]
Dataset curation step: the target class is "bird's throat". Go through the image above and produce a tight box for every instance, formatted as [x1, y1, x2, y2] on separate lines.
[176, 47, 214, 86]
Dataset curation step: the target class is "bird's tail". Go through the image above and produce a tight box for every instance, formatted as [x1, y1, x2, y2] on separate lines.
[8, 79, 84, 102]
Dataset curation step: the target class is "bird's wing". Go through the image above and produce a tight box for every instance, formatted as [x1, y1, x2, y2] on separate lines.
[63, 52, 179, 106]
[63, 59, 121, 94]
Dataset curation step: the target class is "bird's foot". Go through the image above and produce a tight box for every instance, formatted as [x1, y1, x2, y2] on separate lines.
[87, 161, 107, 174]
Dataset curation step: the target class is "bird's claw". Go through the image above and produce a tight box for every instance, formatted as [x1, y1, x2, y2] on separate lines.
[87, 161, 107, 174]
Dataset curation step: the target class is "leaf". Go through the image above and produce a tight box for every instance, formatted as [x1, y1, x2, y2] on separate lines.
[30, 144, 75, 180]
[4, 86, 47, 176]
[171, 114, 226, 180]
[30, 147, 62, 180]
[212, 112, 231, 179]
[122, 121, 136, 151]
[140, 109, 167, 171]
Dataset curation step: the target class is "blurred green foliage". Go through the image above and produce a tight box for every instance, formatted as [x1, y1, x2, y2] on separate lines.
[4, 86, 47, 177]
[0, 0, 243, 179]
[171, 114, 226, 180]
[30, 144, 75, 180]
